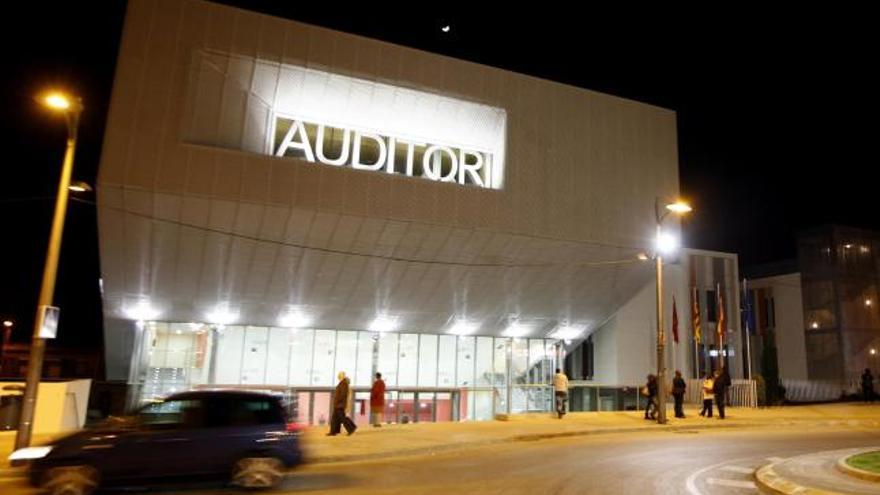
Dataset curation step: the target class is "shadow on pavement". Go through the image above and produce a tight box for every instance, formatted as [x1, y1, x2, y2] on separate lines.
[99, 472, 355, 494]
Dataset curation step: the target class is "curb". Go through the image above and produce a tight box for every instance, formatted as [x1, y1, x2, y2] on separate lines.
[837, 449, 880, 483]
[0, 466, 26, 483]
[755, 463, 848, 495]
[305, 418, 879, 466]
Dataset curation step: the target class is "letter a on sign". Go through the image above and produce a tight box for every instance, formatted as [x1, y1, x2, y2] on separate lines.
[275, 120, 315, 162]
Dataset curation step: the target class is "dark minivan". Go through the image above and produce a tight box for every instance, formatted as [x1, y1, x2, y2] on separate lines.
[17, 391, 302, 494]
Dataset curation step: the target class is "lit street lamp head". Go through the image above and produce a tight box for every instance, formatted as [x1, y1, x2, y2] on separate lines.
[44, 93, 71, 110]
[656, 232, 680, 255]
[655, 198, 693, 225]
[41, 91, 83, 114]
[665, 200, 693, 215]
[68, 181, 93, 193]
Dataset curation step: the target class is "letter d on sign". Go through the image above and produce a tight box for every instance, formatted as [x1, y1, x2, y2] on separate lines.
[352, 132, 387, 171]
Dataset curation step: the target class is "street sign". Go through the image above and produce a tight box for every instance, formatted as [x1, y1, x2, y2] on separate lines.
[37, 305, 59, 339]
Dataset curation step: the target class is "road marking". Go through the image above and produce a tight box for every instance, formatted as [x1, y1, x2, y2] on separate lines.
[685, 456, 756, 495]
[721, 465, 755, 474]
[707, 478, 757, 489]
[766, 456, 784, 463]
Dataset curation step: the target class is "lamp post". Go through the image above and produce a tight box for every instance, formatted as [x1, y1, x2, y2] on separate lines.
[653, 198, 692, 425]
[14, 92, 83, 450]
[2, 320, 13, 372]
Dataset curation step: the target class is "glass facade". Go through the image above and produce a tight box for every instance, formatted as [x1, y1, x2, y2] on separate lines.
[131, 322, 559, 423]
[799, 226, 880, 380]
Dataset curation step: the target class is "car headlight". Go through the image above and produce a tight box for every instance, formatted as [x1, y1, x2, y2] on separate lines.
[8, 446, 53, 461]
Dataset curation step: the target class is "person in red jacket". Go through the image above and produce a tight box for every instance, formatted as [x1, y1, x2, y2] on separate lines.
[370, 372, 386, 427]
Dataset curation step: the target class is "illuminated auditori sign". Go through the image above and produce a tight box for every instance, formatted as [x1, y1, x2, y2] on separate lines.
[273, 115, 495, 188]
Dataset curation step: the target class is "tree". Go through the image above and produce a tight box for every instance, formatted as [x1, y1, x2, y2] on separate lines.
[761, 329, 784, 404]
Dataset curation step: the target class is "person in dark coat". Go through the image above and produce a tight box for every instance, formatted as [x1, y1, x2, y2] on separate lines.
[862, 368, 875, 403]
[644, 374, 659, 420]
[712, 369, 731, 419]
[328, 371, 357, 436]
[672, 370, 687, 418]
[370, 372, 386, 426]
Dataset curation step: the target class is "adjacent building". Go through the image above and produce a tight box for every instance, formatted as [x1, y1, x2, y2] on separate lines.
[745, 226, 880, 400]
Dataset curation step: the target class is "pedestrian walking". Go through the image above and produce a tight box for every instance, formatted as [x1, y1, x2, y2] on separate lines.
[699, 372, 714, 417]
[553, 368, 569, 418]
[862, 368, 875, 403]
[713, 369, 731, 419]
[644, 374, 659, 420]
[672, 370, 687, 418]
[328, 371, 357, 436]
[370, 372, 386, 426]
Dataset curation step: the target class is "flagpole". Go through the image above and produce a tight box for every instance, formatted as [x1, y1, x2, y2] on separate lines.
[743, 278, 753, 381]
[692, 286, 700, 379]
[672, 296, 677, 375]
[717, 282, 724, 370]
[672, 339, 677, 375]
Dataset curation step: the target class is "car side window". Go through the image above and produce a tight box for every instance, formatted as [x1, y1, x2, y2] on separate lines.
[137, 400, 205, 429]
[205, 399, 284, 427]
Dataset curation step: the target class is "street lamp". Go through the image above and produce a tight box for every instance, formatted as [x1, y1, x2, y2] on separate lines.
[15, 91, 83, 450]
[1, 320, 13, 371]
[68, 181, 92, 193]
[869, 348, 879, 378]
[653, 198, 692, 425]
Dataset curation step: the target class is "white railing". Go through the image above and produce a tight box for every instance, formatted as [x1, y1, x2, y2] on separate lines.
[779, 378, 854, 402]
[684, 378, 757, 408]
[730, 379, 758, 408]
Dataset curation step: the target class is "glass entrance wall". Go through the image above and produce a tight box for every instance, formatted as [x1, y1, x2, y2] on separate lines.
[133, 321, 560, 422]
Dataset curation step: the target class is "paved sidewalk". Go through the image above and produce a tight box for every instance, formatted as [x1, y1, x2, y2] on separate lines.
[756, 447, 880, 495]
[2, 403, 878, 468]
[297, 403, 880, 464]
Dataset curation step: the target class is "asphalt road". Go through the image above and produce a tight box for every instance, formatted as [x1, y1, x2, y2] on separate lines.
[4, 425, 879, 494]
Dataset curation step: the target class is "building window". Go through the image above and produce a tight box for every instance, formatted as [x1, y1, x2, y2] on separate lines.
[456, 337, 476, 387]
[417, 334, 439, 387]
[377, 333, 399, 387]
[584, 336, 594, 380]
[398, 334, 419, 387]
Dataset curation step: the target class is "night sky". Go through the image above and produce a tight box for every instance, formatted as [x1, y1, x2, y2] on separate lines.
[1, 2, 875, 348]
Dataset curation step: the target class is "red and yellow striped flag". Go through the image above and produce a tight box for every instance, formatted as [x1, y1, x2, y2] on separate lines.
[691, 287, 701, 344]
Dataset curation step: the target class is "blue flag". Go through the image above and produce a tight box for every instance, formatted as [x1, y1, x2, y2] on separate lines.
[742, 279, 756, 335]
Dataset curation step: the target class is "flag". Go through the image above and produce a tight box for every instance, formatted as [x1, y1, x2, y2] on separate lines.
[691, 287, 701, 344]
[757, 288, 768, 335]
[672, 296, 680, 344]
[717, 285, 726, 340]
[742, 278, 755, 335]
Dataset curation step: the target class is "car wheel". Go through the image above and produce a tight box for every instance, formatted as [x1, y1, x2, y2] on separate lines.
[41, 465, 99, 495]
[231, 456, 285, 489]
